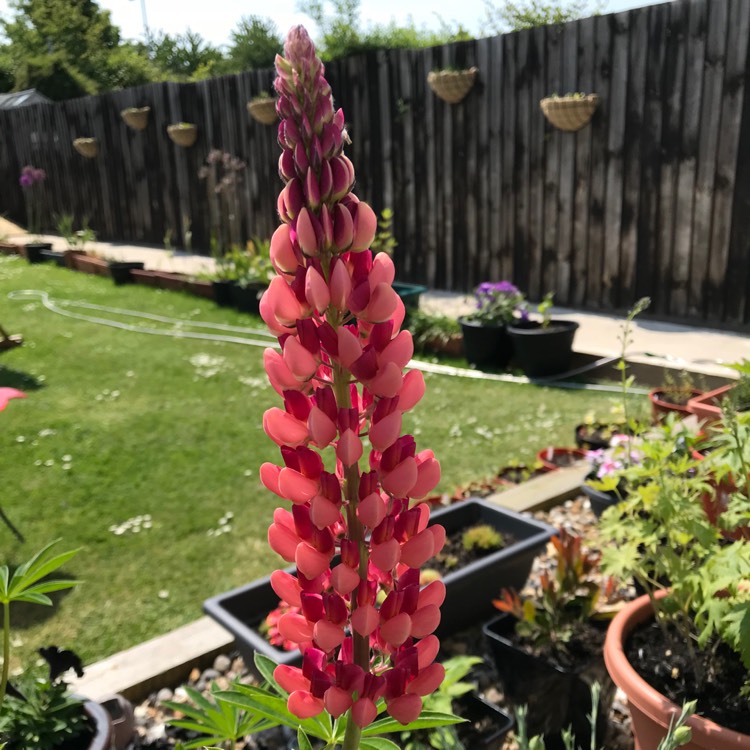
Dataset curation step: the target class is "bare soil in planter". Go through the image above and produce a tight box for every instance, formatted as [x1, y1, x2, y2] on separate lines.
[427, 525, 517, 578]
[496, 465, 547, 484]
[625, 619, 750, 734]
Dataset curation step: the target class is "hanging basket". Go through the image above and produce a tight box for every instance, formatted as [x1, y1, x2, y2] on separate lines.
[121, 106, 150, 131]
[540, 94, 600, 132]
[427, 67, 478, 104]
[73, 138, 98, 158]
[247, 98, 278, 125]
[167, 123, 198, 147]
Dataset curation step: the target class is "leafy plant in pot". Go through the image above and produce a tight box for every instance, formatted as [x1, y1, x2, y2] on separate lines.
[229, 238, 274, 315]
[649, 370, 704, 424]
[599, 426, 750, 749]
[458, 281, 525, 369]
[507, 293, 579, 378]
[483, 529, 618, 750]
[0, 542, 116, 749]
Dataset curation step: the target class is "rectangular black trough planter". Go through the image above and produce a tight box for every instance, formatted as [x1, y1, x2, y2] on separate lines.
[429, 498, 555, 636]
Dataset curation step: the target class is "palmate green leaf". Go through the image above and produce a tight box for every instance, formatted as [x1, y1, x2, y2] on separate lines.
[359, 738, 402, 750]
[298, 727, 313, 750]
[1, 541, 80, 605]
[216, 685, 330, 741]
[361, 710, 465, 737]
[723, 604, 750, 669]
[9, 591, 53, 606]
[254, 652, 286, 695]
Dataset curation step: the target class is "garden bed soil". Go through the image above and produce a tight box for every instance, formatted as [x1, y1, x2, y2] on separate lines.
[427, 524, 517, 578]
[625, 619, 750, 735]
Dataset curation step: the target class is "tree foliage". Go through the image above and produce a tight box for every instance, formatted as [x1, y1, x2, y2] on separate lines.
[484, 0, 604, 33]
[222, 15, 283, 74]
[302, 0, 471, 61]
[148, 29, 223, 81]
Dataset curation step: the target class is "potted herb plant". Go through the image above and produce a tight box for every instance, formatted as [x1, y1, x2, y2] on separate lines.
[458, 281, 525, 369]
[536, 446, 587, 471]
[599, 426, 750, 749]
[507, 293, 579, 378]
[483, 530, 617, 749]
[0, 542, 118, 749]
[19, 165, 52, 263]
[229, 238, 274, 315]
[649, 370, 704, 423]
[408, 309, 463, 358]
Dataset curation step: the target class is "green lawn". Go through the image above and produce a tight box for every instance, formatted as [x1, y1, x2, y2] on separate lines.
[0, 255, 627, 668]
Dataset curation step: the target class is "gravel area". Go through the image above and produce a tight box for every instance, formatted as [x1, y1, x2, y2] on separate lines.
[131, 496, 635, 750]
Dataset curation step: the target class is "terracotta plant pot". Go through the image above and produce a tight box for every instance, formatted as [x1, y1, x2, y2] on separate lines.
[71, 254, 109, 276]
[536, 446, 587, 471]
[687, 385, 734, 424]
[649, 388, 703, 423]
[0, 241, 22, 256]
[131, 268, 159, 286]
[604, 591, 750, 750]
[186, 279, 215, 299]
[152, 270, 187, 292]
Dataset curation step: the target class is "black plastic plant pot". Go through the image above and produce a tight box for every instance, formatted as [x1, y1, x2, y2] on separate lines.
[212, 279, 236, 307]
[203, 565, 302, 676]
[25, 241, 53, 264]
[581, 483, 620, 519]
[574, 423, 613, 450]
[458, 318, 514, 369]
[392, 281, 428, 310]
[482, 614, 615, 750]
[40, 248, 66, 267]
[452, 692, 514, 749]
[230, 282, 267, 315]
[507, 320, 579, 378]
[428, 499, 555, 636]
[109, 261, 145, 285]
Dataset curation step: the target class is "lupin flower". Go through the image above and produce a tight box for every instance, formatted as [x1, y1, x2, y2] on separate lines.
[257, 25, 447, 748]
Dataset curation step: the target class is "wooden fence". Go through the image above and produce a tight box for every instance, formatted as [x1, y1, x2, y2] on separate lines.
[1, 0, 750, 328]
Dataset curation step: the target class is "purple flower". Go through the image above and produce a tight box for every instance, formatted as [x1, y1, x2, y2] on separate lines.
[19, 173, 33, 188]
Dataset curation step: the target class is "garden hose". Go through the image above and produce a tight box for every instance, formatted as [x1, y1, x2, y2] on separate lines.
[6, 289, 728, 396]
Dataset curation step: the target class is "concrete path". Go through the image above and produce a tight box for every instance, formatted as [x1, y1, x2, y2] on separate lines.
[3, 227, 747, 378]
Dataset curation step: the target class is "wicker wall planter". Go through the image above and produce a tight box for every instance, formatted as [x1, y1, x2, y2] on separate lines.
[247, 98, 278, 125]
[540, 94, 599, 132]
[427, 67, 478, 104]
[121, 106, 150, 131]
[73, 138, 99, 158]
[167, 123, 197, 147]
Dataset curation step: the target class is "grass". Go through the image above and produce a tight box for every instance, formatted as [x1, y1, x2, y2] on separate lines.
[0, 255, 631, 668]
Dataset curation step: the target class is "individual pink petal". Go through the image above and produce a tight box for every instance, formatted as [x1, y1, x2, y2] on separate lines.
[324, 686, 353, 718]
[406, 663, 445, 696]
[410, 604, 441, 638]
[400, 529, 436, 569]
[381, 456, 418, 497]
[0, 388, 26, 412]
[278, 612, 314, 643]
[305, 266, 331, 313]
[399, 370, 425, 411]
[410, 453, 441, 499]
[330, 563, 360, 595]
[380, 612, 411, 647]
[278, 468, 319, 503]
[415, 634, 440, 669]
[350, 201, 377, 252]
[369, 411, 403, 452]
[296, 542, 333, 579]
[368, 361, 403, 399]
[336, 429, 363, 466]
[265, 276, 303, 327]
[369, 252, 396, 287]
[329, 258, 352, 310]
[314, 619, 346, 652]
[332, 203, 354, 251]
[310, 494, 341, 529]
[270, 569, 302, 607]
[352, 697, 377, 728]
[288, 690, 324, 719]
[263, 408, 309, 448]
[270, 224, 299, 274]
[387, 694, 422, 725]
[418, 580, 446, 609]
[296, 207, 320, 256]
[363, 282, 398, 323]
[357, 492, 386, 528]
[370, 538, 401, 571]
[308, 406, 338, 447]
[274, 665, 309, 694]
[268, 521, 299, 561]
[351, 602, 379, 636]
[283, 337, 319, 381]
[337, 326, 362, 368]
[265, 349, 307, 395]
[260, 462, 283, 496]
[380, 331, 414, 370]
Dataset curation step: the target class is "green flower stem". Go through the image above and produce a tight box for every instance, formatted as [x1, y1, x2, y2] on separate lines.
[1, 601, 10, 706]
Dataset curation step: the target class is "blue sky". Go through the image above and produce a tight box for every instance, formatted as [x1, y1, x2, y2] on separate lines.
[0, 0, 671, 47]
